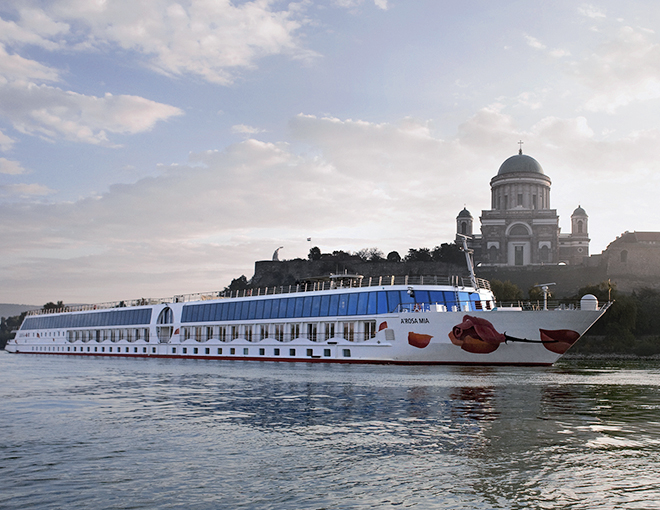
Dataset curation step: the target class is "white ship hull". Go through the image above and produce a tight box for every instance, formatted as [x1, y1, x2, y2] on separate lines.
[6, 278, 609, 365]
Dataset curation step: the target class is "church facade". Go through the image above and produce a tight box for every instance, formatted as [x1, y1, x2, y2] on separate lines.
[457, 150, 590, 266]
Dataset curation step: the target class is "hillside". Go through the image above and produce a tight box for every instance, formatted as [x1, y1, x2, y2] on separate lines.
[0, 303, 38, 319]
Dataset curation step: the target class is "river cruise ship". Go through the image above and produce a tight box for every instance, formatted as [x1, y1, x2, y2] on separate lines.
[6, 271, 609, 365]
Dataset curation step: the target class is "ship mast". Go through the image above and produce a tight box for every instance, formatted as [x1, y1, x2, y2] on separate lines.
[457, 234, 478, 289]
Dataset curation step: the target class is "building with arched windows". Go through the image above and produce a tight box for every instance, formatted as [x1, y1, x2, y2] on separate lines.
[457, 149, 590, 266]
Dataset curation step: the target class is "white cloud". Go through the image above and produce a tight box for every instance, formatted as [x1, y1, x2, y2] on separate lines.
[2, 0, 315, 85]
[0, 182, 54, 197]
[0, 157, 27, 174]
[578, 4, 606, 19]
[2, 109, 660, 303]
[0, 130, 15, 151]
[0, 43, 60, 82]
[524, 34, 570, 58]
[231, 124, 265, 135]
[0, 81, 183, 144]
[574, 25, 660, 112]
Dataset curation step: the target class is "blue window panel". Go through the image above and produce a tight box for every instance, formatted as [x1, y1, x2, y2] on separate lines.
[209, 303, 218, 321]
[181, 306, 190, 322]
[238, 302, 248, 321]
[386, 291, 401, 312]
[262, 299, 272, 320]
[277, 299, 288, 319]
[201, 304, 210, 322]
[357, 292, 369, 315]
[366, 292, 378, 315]
[248, 300, 257, 320]
[415, 290, 430, 304]
[286, 298, 296, 318]
[302, 297, 313, 317]
[346, 293, 358, 315]
[470, 293, 481, 302]
[337, 294, 348, 316]
[328, 294, 339, 316]
[191, 305, 200, 323]
[219, 302, 228, 321]
[458, 292, 471, 311]
[311, 296, 321, 317]
[319, 295, 330, 317]
[294, 297, 304, 318]
[255, 300, 264, 320]
[442, 291, 457, 310]
[227, 302, 236, 321]
[400, 290, 415, 305]
[429, 291, 444, 305]
[376, 292, 388, 314]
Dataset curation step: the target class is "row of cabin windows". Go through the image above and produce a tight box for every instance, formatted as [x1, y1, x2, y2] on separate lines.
[29, 344, 351, 358]
[66, 328, 150, 343]
[172, 346, 351, 358]
[22, 308, 152, 330]
[182, 290, 482, 323]
[180, 321, 376, 343]
[33, 345, 156, 354]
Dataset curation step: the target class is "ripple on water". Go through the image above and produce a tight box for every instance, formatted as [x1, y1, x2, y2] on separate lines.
[2, 353, 660, 509]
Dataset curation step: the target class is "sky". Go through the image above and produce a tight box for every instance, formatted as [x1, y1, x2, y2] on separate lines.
[2, 0, 660, 305]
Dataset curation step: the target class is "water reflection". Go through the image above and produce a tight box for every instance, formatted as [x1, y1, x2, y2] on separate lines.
[3, 354, 660, 509]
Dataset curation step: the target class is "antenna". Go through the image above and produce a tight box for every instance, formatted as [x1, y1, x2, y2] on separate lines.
[534, 282, 556, 310]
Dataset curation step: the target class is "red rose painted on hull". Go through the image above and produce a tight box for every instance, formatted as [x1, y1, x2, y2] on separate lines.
[449, 315, 506, 354]
[540, 329, 580, 354]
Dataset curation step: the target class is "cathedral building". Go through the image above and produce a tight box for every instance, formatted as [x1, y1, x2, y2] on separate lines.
[457, 149, 590, 266]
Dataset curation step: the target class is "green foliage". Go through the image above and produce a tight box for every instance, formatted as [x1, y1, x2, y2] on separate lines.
[308, 246, 322, 261]
[404, 248, 432, 262]
[226, 275, 250, 291]
[43, 301, 64, 310]
[490, 280, 524, 302]
[569, 282, 660, 356]
[1, 312, 26, 349]
[356, 248, 384, 262]
[386, 251, 401, 262]
[431, 243, 465, 264]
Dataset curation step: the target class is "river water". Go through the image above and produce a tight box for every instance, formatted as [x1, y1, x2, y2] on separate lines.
[2, 351, 660, 509]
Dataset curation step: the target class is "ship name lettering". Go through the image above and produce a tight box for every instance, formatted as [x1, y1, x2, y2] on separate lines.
[400, 318, 430, 324]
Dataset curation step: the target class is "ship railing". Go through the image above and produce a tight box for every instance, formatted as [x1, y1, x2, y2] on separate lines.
[25, 274, 490, 316]
[494, 300, 610, 311]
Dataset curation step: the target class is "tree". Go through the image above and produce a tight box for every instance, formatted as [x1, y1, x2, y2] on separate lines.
[357, 247, 384, 262]
[43, 301, 64, 310]
[387, 251, 402, 262]
[431, 243, 464, 264]
[308, 246, 322, 261]
[404, 248, 432, 262]
[489, 280, 523, 302]
[1, 312, 26, 349]
[227, 275, 250, 291]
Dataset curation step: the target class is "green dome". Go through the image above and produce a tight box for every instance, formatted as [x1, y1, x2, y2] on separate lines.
[497, 154, 544, 176]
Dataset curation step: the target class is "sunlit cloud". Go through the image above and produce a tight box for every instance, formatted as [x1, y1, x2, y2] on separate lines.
[0, 157, 27, 175]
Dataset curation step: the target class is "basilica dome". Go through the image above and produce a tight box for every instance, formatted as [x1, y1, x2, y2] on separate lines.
[497, 153, 544, 176]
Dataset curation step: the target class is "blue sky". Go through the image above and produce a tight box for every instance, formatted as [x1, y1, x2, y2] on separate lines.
[2, 0, 660, 304]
